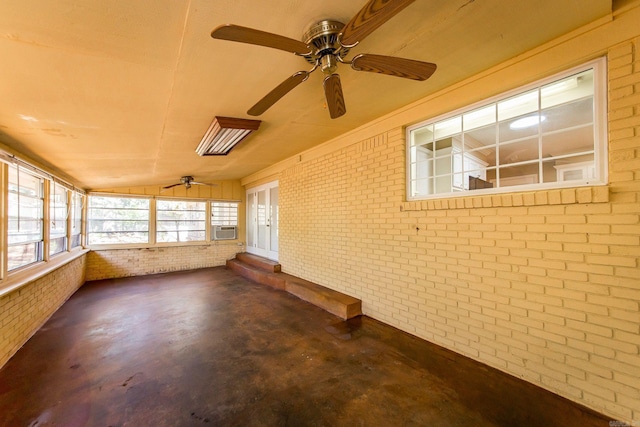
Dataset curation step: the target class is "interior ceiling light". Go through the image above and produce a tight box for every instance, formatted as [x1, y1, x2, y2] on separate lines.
[510, 115, 546, 130]
[196, 116, 261, 156]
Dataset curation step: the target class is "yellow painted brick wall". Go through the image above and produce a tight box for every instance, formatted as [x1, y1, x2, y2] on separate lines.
[278, 35, 640, 422]
[0, 255, 87, 368]
[85, 243, 243, 281]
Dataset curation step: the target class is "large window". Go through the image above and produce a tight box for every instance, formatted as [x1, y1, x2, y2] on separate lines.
[7, 165, 44, 270]
[49, 182, 68, 256]
[407, 58, 606, 200]
[87, 196, 150, 245]
[156, 199, 206, 243]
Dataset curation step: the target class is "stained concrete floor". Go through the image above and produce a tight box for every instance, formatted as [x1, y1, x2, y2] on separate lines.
[0, 267, 609, 426]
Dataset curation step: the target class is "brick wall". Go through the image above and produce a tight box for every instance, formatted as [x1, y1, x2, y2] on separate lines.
[276, 35, 640, 421]
[0, 255, 87, 368]
[85, 243, 243, 281]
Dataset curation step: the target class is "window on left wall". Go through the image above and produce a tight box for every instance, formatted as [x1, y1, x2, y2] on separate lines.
[7, 165, 44, 270]
[1, 156, 86, 280]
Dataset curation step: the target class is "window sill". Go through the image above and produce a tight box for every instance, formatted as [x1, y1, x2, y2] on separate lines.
[88, 240, 244, 251]
[402, 185, 609, 211]
[0, 248, 90, 298]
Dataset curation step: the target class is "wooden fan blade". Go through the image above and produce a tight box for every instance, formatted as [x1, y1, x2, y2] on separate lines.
[351, 54, 437, 81]
[248, 71, 310, 116]
[340, 0, 415, 47]
[190, 181, 218, 187]
[211, 24, 312, 55]
[162, 183, 182, 189]
[323, 74, 347, 119]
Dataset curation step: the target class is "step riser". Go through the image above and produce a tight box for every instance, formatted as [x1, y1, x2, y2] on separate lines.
[226, 260, 286, 290]
[236, 253, 281, 273]
[286, 281, 362, 320]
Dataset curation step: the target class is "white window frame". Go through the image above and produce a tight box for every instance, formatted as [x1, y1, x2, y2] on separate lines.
[156, 198, 207, 244]
[87, 195, 151, 246]
[406, 57, 608, 201]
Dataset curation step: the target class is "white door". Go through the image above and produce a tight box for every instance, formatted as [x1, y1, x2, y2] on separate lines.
[246, 181, 278, 260]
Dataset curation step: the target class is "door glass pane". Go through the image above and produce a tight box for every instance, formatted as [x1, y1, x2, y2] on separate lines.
[257, 190, 267, 250]
[246, 193, 255, 247]
[270, 187, 279, 252]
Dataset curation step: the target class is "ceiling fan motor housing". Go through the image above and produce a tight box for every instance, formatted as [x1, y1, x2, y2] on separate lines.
[302, 19, 349, 73]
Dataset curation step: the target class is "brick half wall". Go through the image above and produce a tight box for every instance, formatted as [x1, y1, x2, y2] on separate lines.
[0, 255, 87, 368]
[85, 243, 244, 281]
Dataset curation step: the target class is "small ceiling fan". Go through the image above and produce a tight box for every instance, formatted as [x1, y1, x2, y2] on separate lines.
[211, 0, 436, 119]
[162, 176, 217, 190]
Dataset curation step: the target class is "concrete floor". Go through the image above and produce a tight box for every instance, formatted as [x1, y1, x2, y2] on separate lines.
[0, 267, 609, 426]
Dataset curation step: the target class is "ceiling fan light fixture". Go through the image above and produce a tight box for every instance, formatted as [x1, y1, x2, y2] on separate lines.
[196, 116, 261, 156]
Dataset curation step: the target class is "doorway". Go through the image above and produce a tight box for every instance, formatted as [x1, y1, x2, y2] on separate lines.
[246, 181, 278, 261]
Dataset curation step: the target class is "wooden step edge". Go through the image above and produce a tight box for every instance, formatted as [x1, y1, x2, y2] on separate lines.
[235, 253, 281, 273]
[226, 259, 286, 290]
[283, 275, 362, 320]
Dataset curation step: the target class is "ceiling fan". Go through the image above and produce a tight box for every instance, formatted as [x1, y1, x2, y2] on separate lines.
[210, 0, 436, 119]
[162, 176, 217, 190]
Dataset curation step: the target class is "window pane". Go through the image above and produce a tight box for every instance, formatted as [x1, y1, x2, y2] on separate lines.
[498, 163, 539, 187]
[88, 196, 150, 244]
[411, 124, 434, 147]
[89, 232, 149, 245]
[50, 236, 66, 256]
[89, 220, 149, 232]
[412, 148, 433, 196]
[156, 199, 206, 243]
[544, 154, 596, 184]
[541, 69, 593, 109]
[465, 125, 496, 151]
[157, 231, 206, 243]
[434, 117, 462, 140]
[541, 98, 594, 158]
[90, 207, 149, 221]
[246, 194, 254, 245]
[464, 105, 496, 131]
[498, 89, 538, 122]
[8, 242, 42, 271]
[157, 220, 205, 231]
[499, 138, 540, 165]
[70, 234, 82, 249]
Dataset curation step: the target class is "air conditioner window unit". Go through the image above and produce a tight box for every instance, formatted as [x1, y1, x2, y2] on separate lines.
[213, 225, 237, 240]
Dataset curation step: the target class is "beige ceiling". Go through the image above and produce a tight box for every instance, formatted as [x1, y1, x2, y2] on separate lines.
[0, 0, 611, 190]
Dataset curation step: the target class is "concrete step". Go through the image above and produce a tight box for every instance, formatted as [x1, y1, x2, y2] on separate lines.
[226, 255, 361, 320]
[235, 252, 281, 272]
